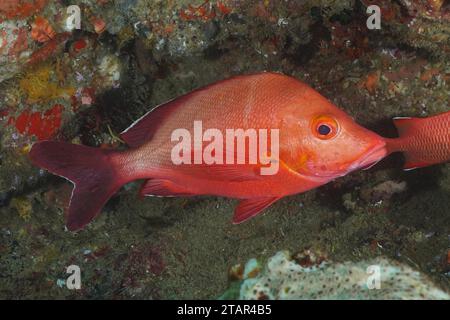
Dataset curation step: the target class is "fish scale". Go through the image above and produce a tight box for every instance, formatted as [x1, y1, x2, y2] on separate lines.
[387, 111, 450, 169]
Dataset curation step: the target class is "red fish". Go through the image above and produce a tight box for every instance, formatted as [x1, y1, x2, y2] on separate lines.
[386, 111, 450, 170]
[28, 73, 444, 231]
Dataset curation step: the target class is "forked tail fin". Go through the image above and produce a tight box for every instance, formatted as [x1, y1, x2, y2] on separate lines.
[29, 141, 124, 231]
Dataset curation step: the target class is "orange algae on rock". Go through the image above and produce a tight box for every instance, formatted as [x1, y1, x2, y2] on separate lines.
[27, 32, 70, 66]
[180, 1, 216, 21]
[19, 64, 75, 103]
[420, 67, 440, 82]
[217, 1, 232, 15]
[91, 17, 106, 34]
[359, 71, 380, 95]
[0, 0, 48, 20]
[31, 16, 56, 43]
[180, 1, 232, 21]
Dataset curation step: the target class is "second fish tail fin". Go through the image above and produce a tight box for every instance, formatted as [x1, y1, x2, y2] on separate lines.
[29, 141, 125, 231]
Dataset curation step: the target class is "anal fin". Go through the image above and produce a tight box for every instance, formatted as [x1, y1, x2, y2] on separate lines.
[140, 179, 195, 197]
[232, 197, 280, 224]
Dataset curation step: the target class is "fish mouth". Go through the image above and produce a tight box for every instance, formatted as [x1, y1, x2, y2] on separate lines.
[348, 140, 387, 173]
[300, 139, 388, 182]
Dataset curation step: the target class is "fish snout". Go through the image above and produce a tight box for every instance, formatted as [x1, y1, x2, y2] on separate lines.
[349, 137, 388, 172]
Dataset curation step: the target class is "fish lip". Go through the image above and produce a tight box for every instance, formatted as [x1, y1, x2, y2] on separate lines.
[348, 140, 387, 173]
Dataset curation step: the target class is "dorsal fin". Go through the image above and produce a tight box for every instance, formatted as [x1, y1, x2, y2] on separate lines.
[120, 73, 282, 148]
[392, 117, 422, 136]
[120, 98, 180, 148]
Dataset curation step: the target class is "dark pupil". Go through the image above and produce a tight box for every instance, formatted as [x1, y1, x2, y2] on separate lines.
[318, 124, 331, 135]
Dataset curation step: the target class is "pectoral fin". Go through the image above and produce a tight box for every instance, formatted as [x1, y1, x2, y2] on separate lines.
[232, 197, 280, 224]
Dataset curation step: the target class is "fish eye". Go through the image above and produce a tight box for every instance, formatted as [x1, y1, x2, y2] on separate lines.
[311, 115, 339, 140]
[318, 124, 331, 135]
